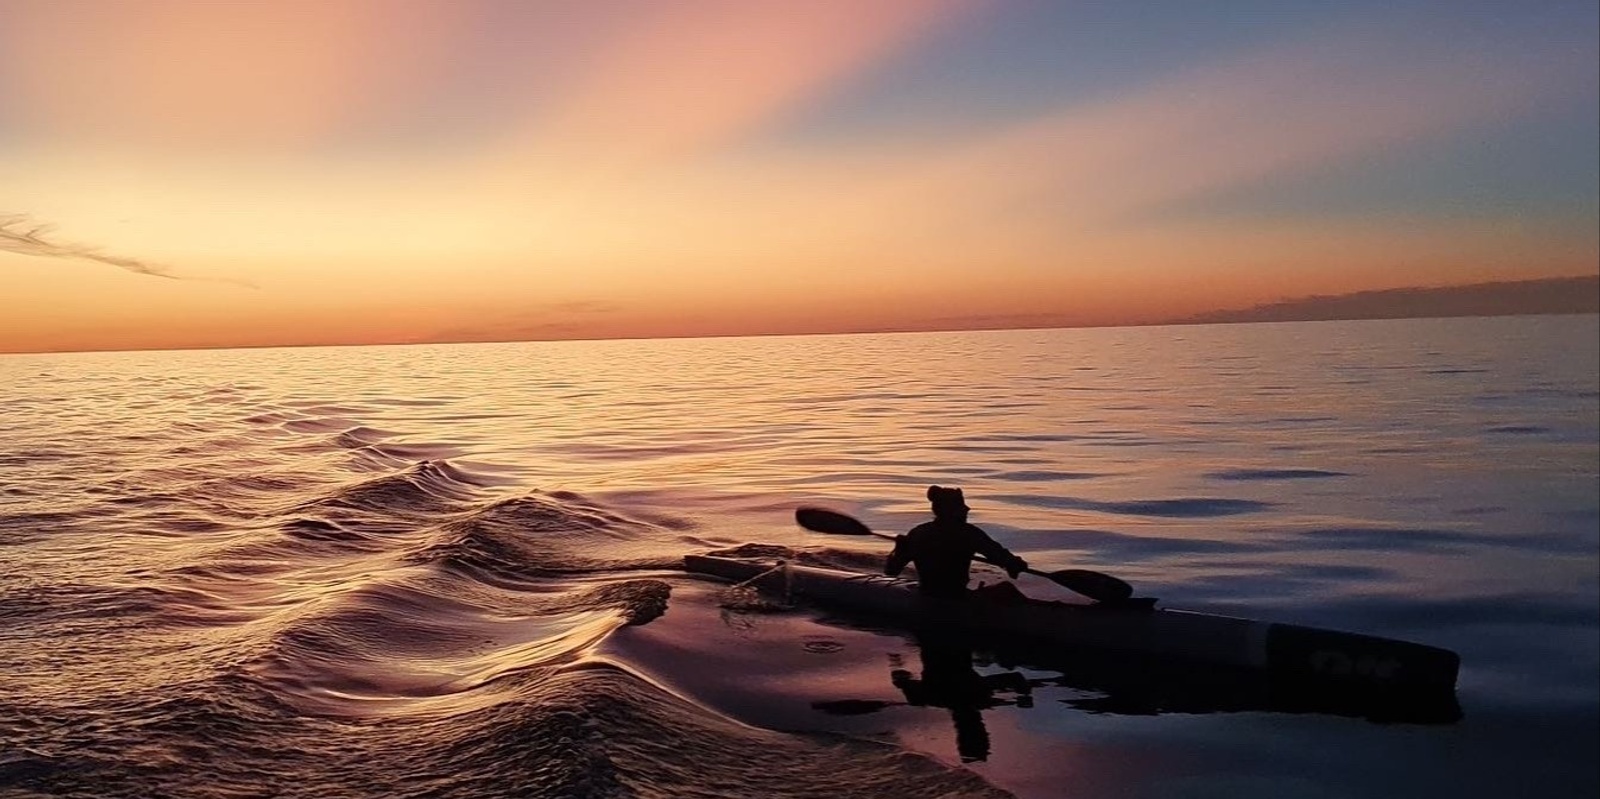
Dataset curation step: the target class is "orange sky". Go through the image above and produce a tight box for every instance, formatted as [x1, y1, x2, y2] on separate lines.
[1, 0, 1596, 353]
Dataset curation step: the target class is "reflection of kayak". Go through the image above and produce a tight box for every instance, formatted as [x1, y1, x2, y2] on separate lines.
[683, 554, 1460, 696]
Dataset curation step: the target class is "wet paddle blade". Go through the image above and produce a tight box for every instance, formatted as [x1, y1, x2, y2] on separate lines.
[795, 506, 878, 537]
[1051, 569, 1135, 603]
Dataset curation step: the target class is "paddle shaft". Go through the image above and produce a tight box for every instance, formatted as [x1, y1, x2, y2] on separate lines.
[857, 528, 1041, 579]
[793, 506, 1135, 602]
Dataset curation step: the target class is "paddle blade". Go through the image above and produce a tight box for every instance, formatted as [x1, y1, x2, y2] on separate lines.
[1051, 568, 1133, 603]
[795, 507, 875, 536]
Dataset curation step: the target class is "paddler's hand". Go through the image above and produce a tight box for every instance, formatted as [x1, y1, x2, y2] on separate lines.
[1005, 556, 1028, 579]
[884, 536, 912, 577]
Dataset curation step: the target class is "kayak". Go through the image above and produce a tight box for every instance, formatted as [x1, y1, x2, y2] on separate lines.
[683, 554, 1460, 696]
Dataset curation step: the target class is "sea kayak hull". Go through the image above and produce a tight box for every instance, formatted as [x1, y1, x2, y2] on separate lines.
[683, 554, 1459, 695]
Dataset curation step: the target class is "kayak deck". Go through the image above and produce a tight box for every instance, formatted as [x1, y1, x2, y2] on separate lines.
[683, 554, 1460, 696]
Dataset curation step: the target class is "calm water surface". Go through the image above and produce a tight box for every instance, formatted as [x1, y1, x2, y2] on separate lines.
[2, 315, 1596, 798]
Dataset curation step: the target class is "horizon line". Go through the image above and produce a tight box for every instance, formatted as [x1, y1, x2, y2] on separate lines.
[5, 307, 1594, 358]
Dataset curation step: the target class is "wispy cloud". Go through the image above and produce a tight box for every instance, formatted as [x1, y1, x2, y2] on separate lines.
[1, 214, 182, 279]
[518, 0, 974, 169]
[875, 23, 1590, 230]
[0, 214, 253, 286]
[0, 0, 973, 159]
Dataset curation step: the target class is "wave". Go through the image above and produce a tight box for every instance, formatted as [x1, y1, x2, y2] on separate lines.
[1206, 468, 1349, 481]
[281, 417, 359, 434]
[993, 493, 1275, 518]
[992, 469, 1108, 482]
[1014, 527, 1277, 563]
[1483, 424, 1553, 435]
[1269, 525, 1591, 555]
[332, 425, 397, 447]
[301, 460, 486, 518]
[1, 664, 1003, 799]
[406, 493, 681, 587]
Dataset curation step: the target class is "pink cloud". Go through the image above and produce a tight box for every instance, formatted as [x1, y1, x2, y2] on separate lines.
[0, 0, 973, 160]
[522, 0, 974, 166]
[0, 0, 475, 149]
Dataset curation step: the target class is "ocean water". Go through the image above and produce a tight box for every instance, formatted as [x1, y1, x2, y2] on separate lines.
[1, 314, 1595, 799]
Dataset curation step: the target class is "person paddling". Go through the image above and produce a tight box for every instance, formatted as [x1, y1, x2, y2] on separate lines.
[885, 486, 1029, 600]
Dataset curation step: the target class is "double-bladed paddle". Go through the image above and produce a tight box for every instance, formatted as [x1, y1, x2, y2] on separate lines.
[793, 506, 1135, 603]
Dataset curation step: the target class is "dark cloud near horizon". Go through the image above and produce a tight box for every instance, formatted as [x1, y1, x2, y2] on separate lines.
[1178, 276, 1599, 324]
[920, 311, 1077, 330]
[423, 301, 627, 343]
[1, 213, 254, 287]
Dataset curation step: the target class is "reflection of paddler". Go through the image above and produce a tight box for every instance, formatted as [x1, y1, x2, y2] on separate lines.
[892, 631, 1032, 762]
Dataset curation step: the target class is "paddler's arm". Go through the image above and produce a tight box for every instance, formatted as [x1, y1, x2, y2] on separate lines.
[885, 535, 913, 576]
[969, 525, 1028, 578]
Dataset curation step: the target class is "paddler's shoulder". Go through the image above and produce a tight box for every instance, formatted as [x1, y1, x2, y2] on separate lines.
[904, 518, 982, 538]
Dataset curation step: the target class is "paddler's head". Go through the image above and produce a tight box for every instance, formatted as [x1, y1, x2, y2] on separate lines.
[927, 485, 969, 521]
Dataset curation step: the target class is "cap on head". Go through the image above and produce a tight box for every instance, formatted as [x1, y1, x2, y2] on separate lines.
[927, 485, 968, 516]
